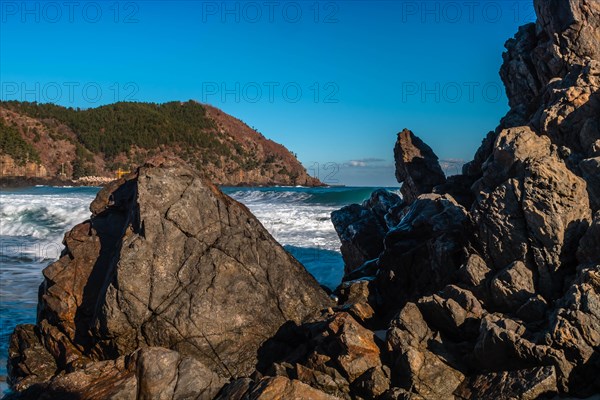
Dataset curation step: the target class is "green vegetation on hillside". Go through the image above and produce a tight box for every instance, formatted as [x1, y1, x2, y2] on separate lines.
[1, 101, 224, 159]
[0, 100, 315, 184]
[72, 144, 97, 179]
[0, 120, 41, 165]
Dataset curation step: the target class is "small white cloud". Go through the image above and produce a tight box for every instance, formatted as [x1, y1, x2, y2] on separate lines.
[347, 158, 386, 168]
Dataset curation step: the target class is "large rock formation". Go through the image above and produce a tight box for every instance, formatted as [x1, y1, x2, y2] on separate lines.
[8, 347, 228, 400]
[6, 0, 600, 399]
[394, 129, 447, 204]
[471, 126, 591, 298]
[319, 0, 599, 398]
[7, 164, 330, 398]
[331, 189, 402, 274]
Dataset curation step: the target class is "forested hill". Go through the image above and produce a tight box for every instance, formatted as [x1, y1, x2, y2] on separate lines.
[0, 101, 321, 186]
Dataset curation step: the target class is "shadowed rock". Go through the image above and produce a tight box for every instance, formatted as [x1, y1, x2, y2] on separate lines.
[6, 347, 226, 400]
[454, 366, 558, 400]
[331, 189, 401, 275]
[377, 194, 469, 313]
[394, 129, 446, 204]
[8, 164, 331, 397]
[331, 204, 387, 275]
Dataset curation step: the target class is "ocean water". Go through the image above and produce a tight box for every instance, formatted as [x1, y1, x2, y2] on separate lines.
[0, 184, 385, 392]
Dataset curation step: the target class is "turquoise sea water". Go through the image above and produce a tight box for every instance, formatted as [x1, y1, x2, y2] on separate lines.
[0, 184, 389, 393]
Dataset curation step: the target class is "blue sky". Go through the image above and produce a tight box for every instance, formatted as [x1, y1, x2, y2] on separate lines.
[0, 1, 536, 186]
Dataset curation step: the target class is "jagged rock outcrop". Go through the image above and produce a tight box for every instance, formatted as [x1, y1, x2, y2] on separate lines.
[7, 347, 227, 400]
[319, 1, 600, 398]
[6, 0, 600, 399]
[472, 126, 592, 299]
[217, 376, 341, 400]
[331, 190, 402, 275]
[7, 164, 330, 398]
[454, 366, 558, 400]
[394, 129, 446, 204]
[249, 310, 388, 400]
[386, 303, 465, 399]
[377, 194, 469, 313]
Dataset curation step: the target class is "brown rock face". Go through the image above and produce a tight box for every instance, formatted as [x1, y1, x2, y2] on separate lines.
[322, 1, 599, 398]
[6, 1, 600, 399]
[499, 1, 600, 158]
[386, 303, 465, 399]
[394, 129, 446, 204]
[455, 366, 558, 400]
[8, 164, 331, 397]
[9, 347, 227, 400]
[472, 126, 592, 298]
[220, 376, 342, 400]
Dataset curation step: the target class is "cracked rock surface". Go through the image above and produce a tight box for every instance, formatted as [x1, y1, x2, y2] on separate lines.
[7, 164, 330, 399]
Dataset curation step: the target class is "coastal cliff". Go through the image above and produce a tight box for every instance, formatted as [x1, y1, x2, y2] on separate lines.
[5, 0, 599, 399]
[0, 101, 321, 187]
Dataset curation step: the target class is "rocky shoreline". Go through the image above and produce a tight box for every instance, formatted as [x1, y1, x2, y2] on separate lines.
[5, 1, 599, 399]
[0, 176, 327, 190]
[0, 176, 95, 189]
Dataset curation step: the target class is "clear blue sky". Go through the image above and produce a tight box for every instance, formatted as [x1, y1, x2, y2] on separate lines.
[0, 1, 535, 186]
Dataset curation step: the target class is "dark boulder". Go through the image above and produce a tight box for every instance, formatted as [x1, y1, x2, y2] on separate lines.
[331, 189, 402, 276]
[8, 164, 331, 397]
[377, 194, 469, 312]
[394, 129, 446, 204]
[362, 189, 403, 228]
[6, 347, 227, 400]
[454, 366, 558, 400]
[331, 204, 387, 275]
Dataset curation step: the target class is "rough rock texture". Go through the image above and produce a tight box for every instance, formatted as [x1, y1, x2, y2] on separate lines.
[500, 2, 600, 157]
[252, 311, 386, 399]
[331, 189, 401, 275]
[218, 376, 341, 400]
[377, 194, 469, 313]
[8, 164, 330, 398]
[472, 126, 591, 298]
[386, 303, 465, 399]
[394, 129, 446, 204]
[6, 0, 600, 399]
[331, 204, 387, 275]
[7, 347, 226, 400]
[490, 261, 536, 311]
[320, 1, 600, 398]
[7, 325, 57, 391]
[454, 366, 558, 400]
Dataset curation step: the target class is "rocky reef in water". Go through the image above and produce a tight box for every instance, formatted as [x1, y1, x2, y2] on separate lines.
[5, 0, 599, 399]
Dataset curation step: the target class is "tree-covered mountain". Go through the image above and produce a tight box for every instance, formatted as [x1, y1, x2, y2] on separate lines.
[0, 101, 321, 186]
